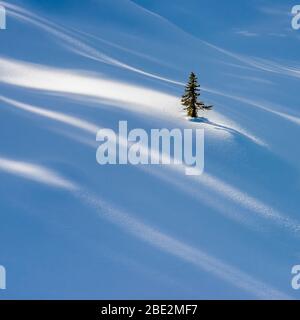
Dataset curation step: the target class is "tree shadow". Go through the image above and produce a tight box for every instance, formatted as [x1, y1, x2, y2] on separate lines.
[190, 117, 243, 138]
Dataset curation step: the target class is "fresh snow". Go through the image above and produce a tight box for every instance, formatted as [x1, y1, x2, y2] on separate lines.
[0, 0, 299, 299]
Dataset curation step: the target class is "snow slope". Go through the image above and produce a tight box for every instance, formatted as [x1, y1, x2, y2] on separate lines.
[0, 0, 300, 299]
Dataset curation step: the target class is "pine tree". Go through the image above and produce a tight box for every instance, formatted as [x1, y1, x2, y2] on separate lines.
[181, 72, 212, 118]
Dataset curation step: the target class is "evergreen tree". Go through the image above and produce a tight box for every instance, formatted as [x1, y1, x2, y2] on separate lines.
[181, 72, 212, 118]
